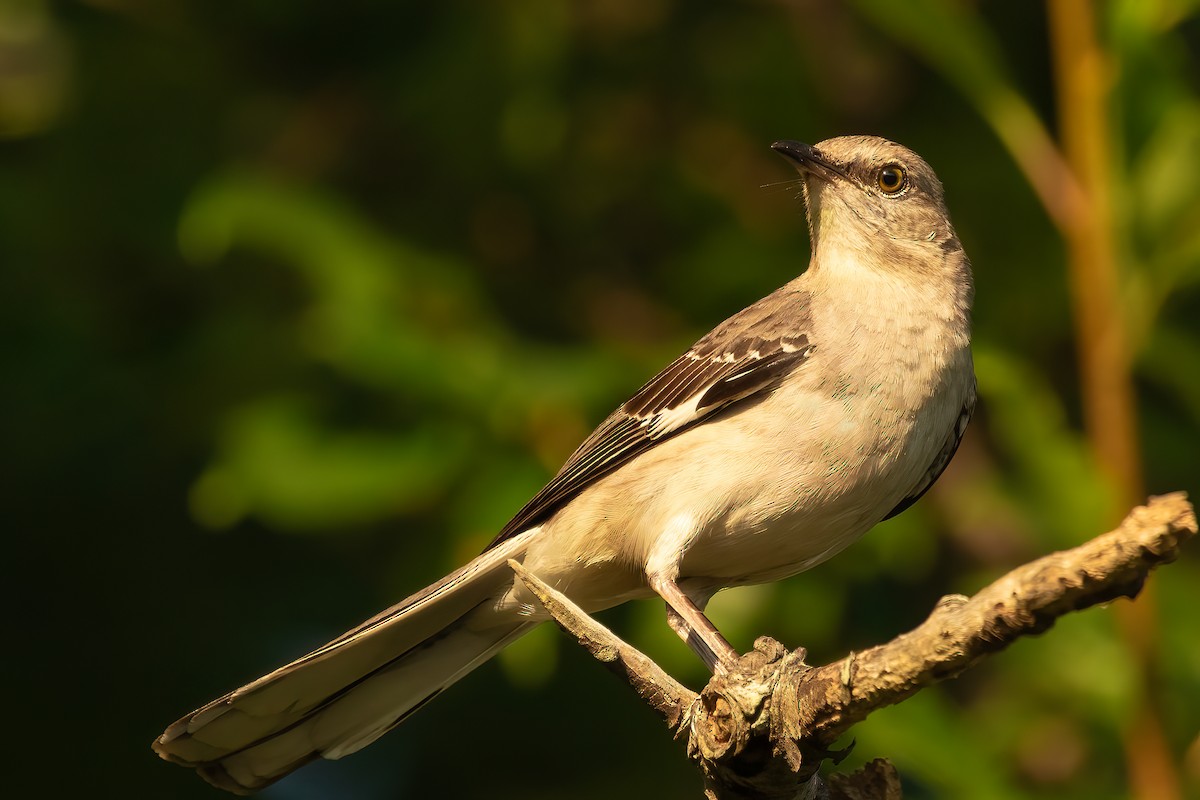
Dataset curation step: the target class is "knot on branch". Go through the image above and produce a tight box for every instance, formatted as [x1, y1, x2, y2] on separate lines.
[688, 638, 811, 799]
[691, 637, 792, 761]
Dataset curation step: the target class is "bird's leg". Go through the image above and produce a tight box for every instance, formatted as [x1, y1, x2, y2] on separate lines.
[650, 576, 738, 674]
[664, 605, 727, 674]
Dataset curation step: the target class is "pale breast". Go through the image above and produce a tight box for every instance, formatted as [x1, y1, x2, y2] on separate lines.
[675, 278, 973, 584]
[522, 259, 973, 602]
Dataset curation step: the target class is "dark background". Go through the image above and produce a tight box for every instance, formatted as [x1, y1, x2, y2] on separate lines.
[3, 2, 1198, 798]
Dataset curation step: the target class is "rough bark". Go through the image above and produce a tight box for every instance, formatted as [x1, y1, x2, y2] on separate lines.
[511, 493, 1196, 799]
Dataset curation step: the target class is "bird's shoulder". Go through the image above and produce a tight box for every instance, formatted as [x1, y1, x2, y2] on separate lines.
[485, 284, 816, 549]
[624, 284, 815, 421]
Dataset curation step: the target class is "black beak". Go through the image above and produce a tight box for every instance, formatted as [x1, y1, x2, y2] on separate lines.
[770, 140, 845, 183]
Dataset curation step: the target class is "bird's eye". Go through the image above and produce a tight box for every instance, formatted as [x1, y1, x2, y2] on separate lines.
[877, 165, 907, 195]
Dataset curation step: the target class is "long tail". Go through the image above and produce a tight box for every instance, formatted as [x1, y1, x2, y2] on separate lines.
[154, 532, 534, 794]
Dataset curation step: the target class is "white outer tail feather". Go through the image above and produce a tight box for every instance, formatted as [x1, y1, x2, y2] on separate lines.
[154, 532, 535, 794]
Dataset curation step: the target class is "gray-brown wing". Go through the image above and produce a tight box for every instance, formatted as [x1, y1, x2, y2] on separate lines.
[486, 288, 815, 549]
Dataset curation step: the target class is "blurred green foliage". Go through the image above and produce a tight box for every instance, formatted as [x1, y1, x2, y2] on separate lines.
[3, 2, 1197, 799]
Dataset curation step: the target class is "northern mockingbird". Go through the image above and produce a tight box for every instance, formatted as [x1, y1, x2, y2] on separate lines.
[155, 135, 975, 793]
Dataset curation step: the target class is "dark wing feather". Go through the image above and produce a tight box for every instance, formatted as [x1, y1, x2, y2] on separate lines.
[486, 286, 815, 550]
[883, 378, 976, 521]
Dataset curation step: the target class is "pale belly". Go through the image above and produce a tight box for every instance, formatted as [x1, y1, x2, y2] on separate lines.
[512, 359, 968, 615]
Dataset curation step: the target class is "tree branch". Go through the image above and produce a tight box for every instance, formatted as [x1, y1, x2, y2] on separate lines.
[511, 493, 1196, 799]
[508, 559, 696, 734]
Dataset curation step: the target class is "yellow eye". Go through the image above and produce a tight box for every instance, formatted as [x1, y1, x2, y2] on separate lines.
[877, 164, 906, 194]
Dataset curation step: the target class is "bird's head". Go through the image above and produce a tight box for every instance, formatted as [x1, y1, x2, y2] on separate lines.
[771, 135, 964, 278]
